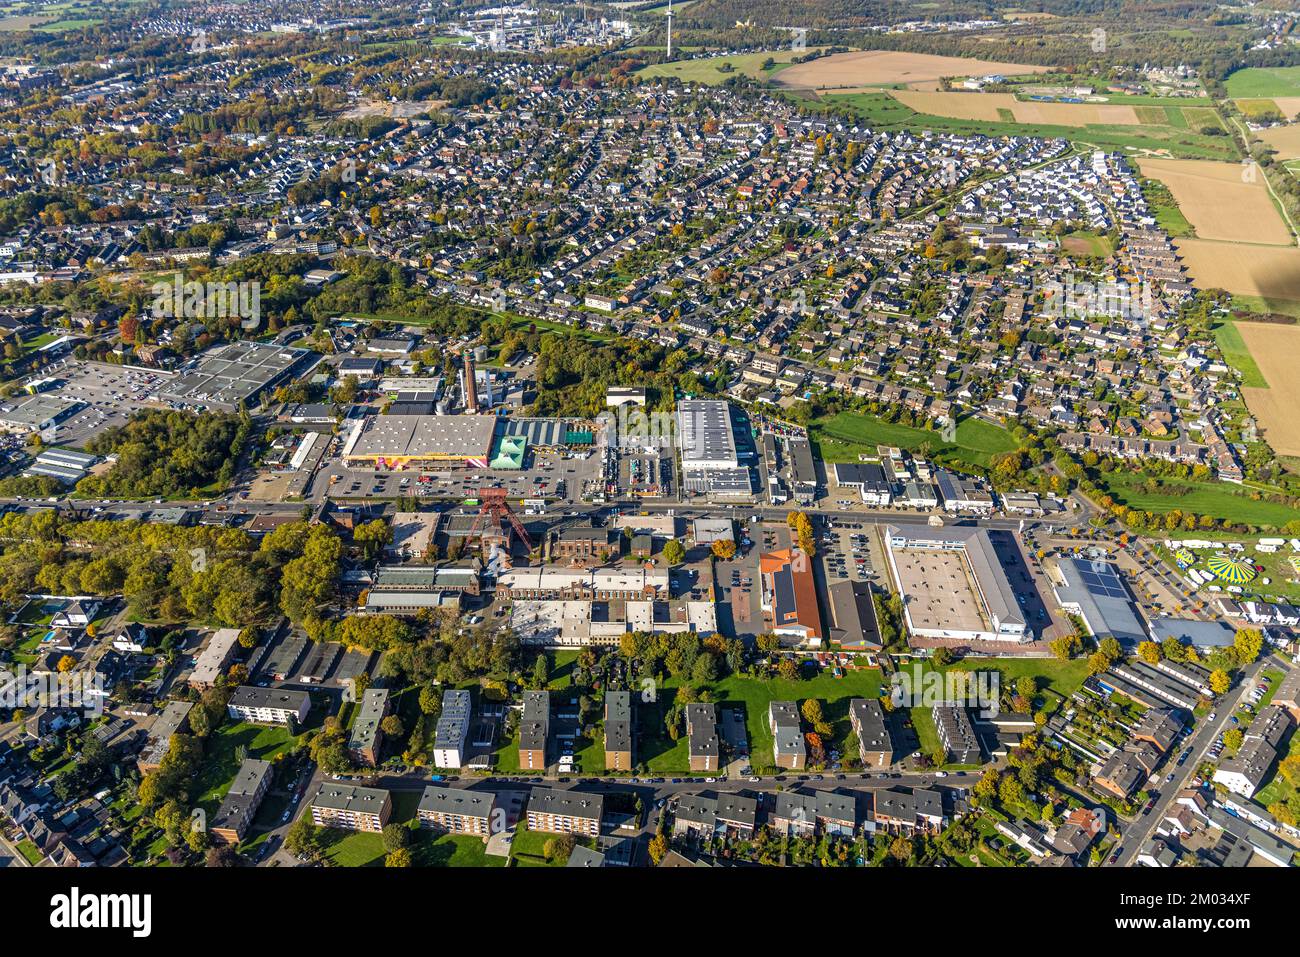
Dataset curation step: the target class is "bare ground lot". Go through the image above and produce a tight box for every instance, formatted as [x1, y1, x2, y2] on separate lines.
[1139, 158, 1294, 245]
[1174, 238, 1300, 300]
[1235, 322, 1300, 457]
[775, 50, 1049, 91]
[1257, 122, 1300, 160]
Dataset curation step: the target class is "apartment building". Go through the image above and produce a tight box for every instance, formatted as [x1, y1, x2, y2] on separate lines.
[417, 786, 496, 839]
[309, 783, 392, 832]
[348, 688, 390, 767]
[136, 700, 194, 773]
[520, 690, 550, 771]
[686, 702, 720, 772]
[849, 698, 896, 769]
[604, 690, 633, 771]
[226, 686, 312, 727]
[526, 787, 603, 837]
[210, 758, 273, 845]
[932, 704, 981, 765]
[433, 689, 473, 769]
[769, 700, 806, 770]
[189, 628, 241, 690]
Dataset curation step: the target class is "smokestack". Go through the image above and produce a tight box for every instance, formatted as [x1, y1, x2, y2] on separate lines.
[464, 352, 479, 413]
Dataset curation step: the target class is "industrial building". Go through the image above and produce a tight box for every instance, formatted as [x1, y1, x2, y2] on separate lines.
[1052, 558, 1146, 649]
[342, 414, 498, 469]
[883, 525, 1028, 644]
[759, 548, 825, 648]
[160, 341, 317, 412]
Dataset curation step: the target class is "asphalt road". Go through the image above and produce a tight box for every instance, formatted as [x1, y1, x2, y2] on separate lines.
[1109, 657, 1276, 866]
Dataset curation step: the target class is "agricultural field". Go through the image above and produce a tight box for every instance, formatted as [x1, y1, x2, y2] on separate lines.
[1136, 158, 1293, 245]
[1257, 122, 1300, 161]
[774, 50, 1050, 91]
[812, 411, 1019, 469]
[1234, 321, 1300, 457]
[1212, 320, 1270, 389]
[1174, 239, 1300, 309]
[823, 91, 1239, 161]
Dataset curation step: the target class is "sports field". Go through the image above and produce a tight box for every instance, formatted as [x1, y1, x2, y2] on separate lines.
[775, 50, 1049, 91]
[1137, 158, 1293, 245]
[1235, 322, 1300, 457]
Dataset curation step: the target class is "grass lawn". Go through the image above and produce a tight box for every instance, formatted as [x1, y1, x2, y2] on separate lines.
[15, 839, 44, 865]
[636, 50, 809, 84]
[193, 722, 300, 814]
[710, 667, 885, 769]
[1098, 470, 1300, 529]
[812, 410, 1018, 470]
[507, 825, 593, 866]
[1227, 67, 1300, 99]
[1061, 230, 1113, 258]
[1212, 320, 1270, 389]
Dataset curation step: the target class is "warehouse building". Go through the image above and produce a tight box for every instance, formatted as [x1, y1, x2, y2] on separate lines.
[883, 525, 1028, 644]
[342, 414, 497, 468]
[160, 341, 317, 412]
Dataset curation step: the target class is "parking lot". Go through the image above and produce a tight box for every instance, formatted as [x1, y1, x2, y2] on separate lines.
[26, 360, 172, 448]
[313, 443, 600, 505]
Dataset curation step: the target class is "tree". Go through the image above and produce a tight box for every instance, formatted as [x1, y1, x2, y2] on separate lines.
[1223, 728, 1244, 752]
[931, 647, 953, 667]
[662, 538, 685, 566]
[382, 823, 410, 852]
[543, 833, 576, 863]
[1086, 651, 1111, 676]
[777, 657, 799, 681]
[691, 652, 717, 683]
[888, 835, 913, 862]
[56, 655, 76, 673]
[648, 832, 669, 865]
[710, 539, 736, 560]
[285, 816, 320, 859]
[380, 714, 404, 739]
[1136, 641, 1161, 665]
[1209, 669, 1232, 696]
[385, 848, 412, 867]
[1233, 628, 1264, 665]
[418, 684, 442, 715]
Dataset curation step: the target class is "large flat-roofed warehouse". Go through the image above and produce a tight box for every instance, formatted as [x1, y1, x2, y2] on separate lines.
[160, 341, 317, 412]
[0, 394, 83, 434]
[883, 524, 1028, 643]
[342, 414, 498, 469]
[1052, 557, 1146, 650]
[677, 399, 738, 470]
